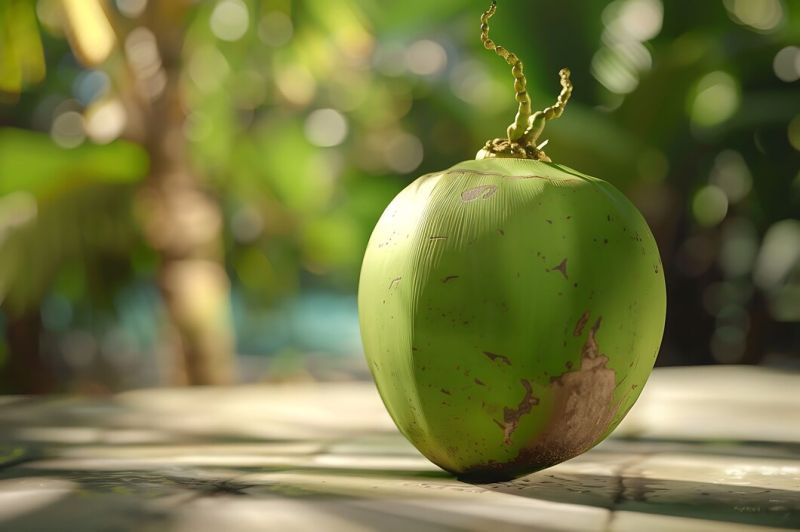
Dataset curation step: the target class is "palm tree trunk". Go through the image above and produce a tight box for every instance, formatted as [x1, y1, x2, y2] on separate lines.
[1, 308, 54, 393]
[136, 3, 236, 385]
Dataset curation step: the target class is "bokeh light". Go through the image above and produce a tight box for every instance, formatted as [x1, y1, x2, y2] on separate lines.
[188, 45, 230, 94]
[720, 217, 758, 278]
[689, 71, 740, 128]
[84, 98, 127, 144]
[385, 131, 424, 173]
[789, 115, 800, 151]
[754, 220, 800, 290]
[258, 11, 293, 48]
[449, 60, 502, 109]
[772, 46, 800, 82]
[50, 110, 85, 148]
[124, 27, 166, 99]
[125, 27, 160, 77]
[723, 0, 785, 33]
[592, 0, 661, 95]
[304, 109, 349, 148]
[231, 206, 265, 244]
[72, 70, 109, 106]
[603, 0, 663, 42]
[36, 0, 63, 35]
[275, 64, 316, 106]
[405, 40, 448, 77]
[692, 185, 729, 227]
[373, 42, 407, 77]
[210, 0, 250, 42]
[709, 150, 752, 203]
[0, 192, 38, 239]
[115, 0, 147, 19]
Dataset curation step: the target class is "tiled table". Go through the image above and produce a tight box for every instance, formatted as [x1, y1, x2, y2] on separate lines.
[0, 366, 798, 531]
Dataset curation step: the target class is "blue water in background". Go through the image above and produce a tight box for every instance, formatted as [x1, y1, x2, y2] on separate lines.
[31, 281, 365, 388]
[232, 289, 362, 358]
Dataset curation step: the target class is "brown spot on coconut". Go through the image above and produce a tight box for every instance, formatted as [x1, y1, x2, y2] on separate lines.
[495, 379, 539, 446]
[482, 351, 512, 365]
[549, 258, 568, 279]
[573, 311, 590, 336]
[461, 184, 498, 202]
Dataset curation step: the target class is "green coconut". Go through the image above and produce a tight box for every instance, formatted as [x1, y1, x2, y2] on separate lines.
[358, 1, 666, 482]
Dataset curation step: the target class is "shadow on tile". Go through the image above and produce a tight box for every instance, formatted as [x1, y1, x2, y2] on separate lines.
[478, 470, 800, 529]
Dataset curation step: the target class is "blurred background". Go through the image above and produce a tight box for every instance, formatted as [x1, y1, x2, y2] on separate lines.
[0, 0, 798, 394]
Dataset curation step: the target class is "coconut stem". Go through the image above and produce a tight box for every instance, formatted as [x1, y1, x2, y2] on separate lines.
[520, 68, 573, 147]
[476, 1, 573, 162]
[480, 1, 530, 143]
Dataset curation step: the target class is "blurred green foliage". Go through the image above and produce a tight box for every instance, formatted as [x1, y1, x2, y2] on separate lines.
[0, 0, 799, 391]
[0, 128, 147, 196]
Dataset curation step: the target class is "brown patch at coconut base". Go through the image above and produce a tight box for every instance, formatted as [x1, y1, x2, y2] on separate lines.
[460, 316, 618, 483]
[493, 379, 540, 446]
[519, 318, 616, 464]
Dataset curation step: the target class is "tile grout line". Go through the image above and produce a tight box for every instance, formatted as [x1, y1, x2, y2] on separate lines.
[602, 452, 655, 532]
